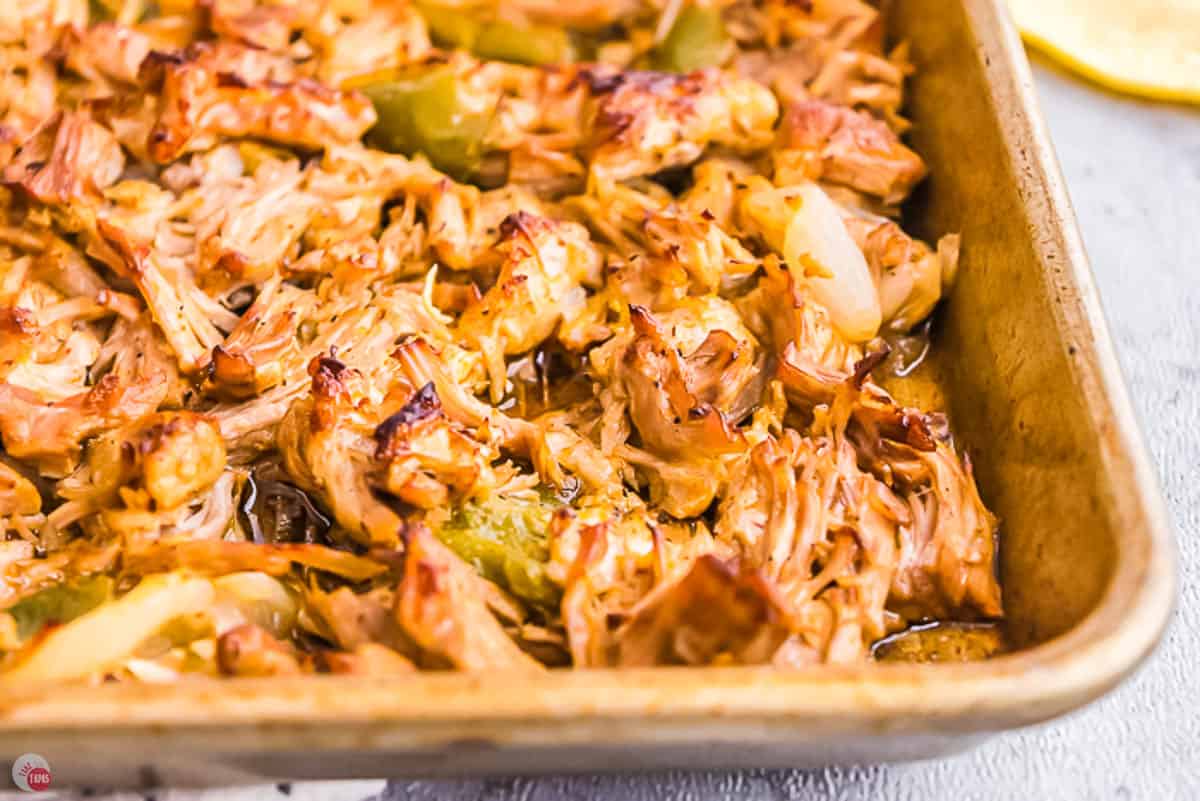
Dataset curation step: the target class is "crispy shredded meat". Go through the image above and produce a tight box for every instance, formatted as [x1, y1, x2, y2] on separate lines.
[0, 0, 1001, 683]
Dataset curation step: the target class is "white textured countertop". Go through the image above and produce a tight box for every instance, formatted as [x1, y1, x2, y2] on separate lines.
[9, 55, 1199, 801]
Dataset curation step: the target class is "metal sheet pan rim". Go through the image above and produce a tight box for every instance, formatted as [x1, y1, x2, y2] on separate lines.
[0, 0, 1177, 776]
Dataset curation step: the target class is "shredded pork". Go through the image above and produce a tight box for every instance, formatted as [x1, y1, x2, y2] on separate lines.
[0, 0, 1000, 683]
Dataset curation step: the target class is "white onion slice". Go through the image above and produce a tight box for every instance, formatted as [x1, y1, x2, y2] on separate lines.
[213, 571, 298, 636]
[783, 183, 882, 342]
[0, 573, 214, 686]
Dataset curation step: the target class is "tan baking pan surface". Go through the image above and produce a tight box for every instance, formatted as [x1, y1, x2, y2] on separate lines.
[0, 0, 1176, 786]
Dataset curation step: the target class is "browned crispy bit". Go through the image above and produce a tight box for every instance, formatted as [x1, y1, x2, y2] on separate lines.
[137, 42, 376, 163]
[849, 387, 943, 453]
[202, 0, 323, 52]
[619, 305, 745, 460]
[0, 369, 167, 477]
[277, 356, 408, 546]
[581, 66, 779, 181]
[395, 523, 543, 672]
[372, 383, 493, 510]
[304, 586, 417, 656]
[390, 335, 566, 486]
[774, 99, 926, 204]
[1, 111, 125, 205]
[84, 411, 227, 511]
[217, 623, 303, 677]
[614, 555, 793, 667]
[206, 279, 318, 399]
[63, 22, 154, 86]
[0, 307, 37, 366]
[877, 443, 1002, 621]
[737, 257, 862, 412]
[456, 211, 600, 402]
[837, 382, 999, 621]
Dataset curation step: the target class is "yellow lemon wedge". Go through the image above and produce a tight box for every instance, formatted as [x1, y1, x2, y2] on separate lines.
[1009, 0, 1200, 104]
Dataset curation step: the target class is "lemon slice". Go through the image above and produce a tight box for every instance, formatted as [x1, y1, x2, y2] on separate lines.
[1009, 0, 1200, 104]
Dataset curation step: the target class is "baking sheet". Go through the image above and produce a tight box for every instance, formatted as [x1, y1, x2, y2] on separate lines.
[0, 0, 1175, 786]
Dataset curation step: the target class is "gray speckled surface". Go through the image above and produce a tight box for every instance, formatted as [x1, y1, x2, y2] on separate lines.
[9, 55, 1197, 801]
